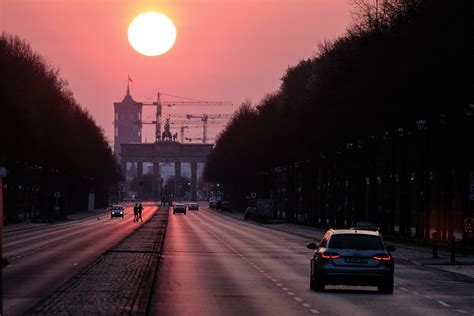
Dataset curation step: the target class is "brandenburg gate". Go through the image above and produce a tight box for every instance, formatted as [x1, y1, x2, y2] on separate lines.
[120, 141, 213, 202]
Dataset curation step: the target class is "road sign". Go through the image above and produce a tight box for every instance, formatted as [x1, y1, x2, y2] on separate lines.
[464, 218, 473, 233]
[250, 192, 256, 198]
[54, 192, 60, 198]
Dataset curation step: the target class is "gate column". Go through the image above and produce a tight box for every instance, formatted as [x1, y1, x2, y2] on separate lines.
[175, 161, 181, 199]
[137, 161, 143, 200]
[153, 162, 161, 201]
[191, 162, 197, 201]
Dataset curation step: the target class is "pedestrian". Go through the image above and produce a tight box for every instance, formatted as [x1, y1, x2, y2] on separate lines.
[138, 203, 143, 222]
[133, 203, 138, 222]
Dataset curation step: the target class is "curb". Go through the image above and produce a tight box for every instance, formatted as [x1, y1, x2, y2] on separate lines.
[216, 210, 474, 280]
[409, 260, 474, 280]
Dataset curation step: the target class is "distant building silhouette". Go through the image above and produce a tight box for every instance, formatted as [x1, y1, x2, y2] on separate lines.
[113, 83, 143, 162]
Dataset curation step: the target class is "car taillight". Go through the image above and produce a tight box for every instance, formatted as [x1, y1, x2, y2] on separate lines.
[320, 252, 341, 259]
[373, 254, 391, 261]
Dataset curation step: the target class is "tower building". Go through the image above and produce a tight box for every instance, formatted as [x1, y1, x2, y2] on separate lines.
[113, 84, 143, 162]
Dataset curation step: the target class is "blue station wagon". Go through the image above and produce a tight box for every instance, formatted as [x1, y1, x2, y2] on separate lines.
[307, 229, 395, 293]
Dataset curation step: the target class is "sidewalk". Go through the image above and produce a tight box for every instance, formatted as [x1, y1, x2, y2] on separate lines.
[221, 210, 474, 280]
[28, 205, 168, 315]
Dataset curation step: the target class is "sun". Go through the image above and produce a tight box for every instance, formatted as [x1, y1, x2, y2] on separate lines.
[128, 12, 176, 56]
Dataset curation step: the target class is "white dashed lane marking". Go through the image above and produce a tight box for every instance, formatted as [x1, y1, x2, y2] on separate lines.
[197, 213, 470, 316]
[9, 245, 51, 261]
[194, 214, 321, 315]
[397, 283, 470, 315]
[438, 301, 450, 307]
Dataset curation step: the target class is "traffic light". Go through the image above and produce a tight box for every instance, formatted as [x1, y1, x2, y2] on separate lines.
[216, 183, 220, 188]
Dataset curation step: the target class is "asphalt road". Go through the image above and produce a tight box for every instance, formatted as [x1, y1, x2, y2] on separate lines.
[2, 203, 157, 316]
[150, 204, 474, 315]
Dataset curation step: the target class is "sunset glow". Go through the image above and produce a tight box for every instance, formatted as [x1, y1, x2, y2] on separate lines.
[128, 12, 176, 56]
[2, 0, 352, 143]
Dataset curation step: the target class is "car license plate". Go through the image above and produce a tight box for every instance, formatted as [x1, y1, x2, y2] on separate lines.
[345, 257, 368, 263]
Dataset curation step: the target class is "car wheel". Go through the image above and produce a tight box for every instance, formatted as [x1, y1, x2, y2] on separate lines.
[378, 280, 394, 294]
[310, 276, 315, 290]
[310, 274, 325, 291]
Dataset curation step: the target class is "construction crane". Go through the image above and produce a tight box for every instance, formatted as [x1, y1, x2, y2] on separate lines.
[185, 137, 202, 142]
[185, 114, 232, 144]
[177, 125, 203, 143]
[180, 126, 188, 143]
[141, 92, 233, 142]
[186, 114, 209, 144]
[185, 136, 216, 143]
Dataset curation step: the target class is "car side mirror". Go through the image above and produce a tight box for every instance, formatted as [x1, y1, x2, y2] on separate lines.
[386, 245, 396, 252]
[306, 242, 318, 250]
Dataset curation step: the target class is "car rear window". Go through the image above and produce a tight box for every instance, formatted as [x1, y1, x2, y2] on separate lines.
[328, 234, 384, 250]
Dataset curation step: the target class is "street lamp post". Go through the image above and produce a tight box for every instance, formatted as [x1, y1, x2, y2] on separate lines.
[396, 127, 408, 236]
[463, 104, 474, 254]
[355, 141, 363, 222]
[416, 119, 429, 239]
[439, 114, 449, 241]
[383, 131, 395, 235]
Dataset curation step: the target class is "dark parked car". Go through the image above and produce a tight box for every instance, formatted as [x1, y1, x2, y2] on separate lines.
[173, 203, 187, 215]
[188, 202, 199, 211]
[220, 201, 230, 212]
[350, 221, 381, 233]
[307, 229, 395, 293]
[209, 200, 217, 208]
[244, 207, 256, 220]
[110, 205, 125, 219]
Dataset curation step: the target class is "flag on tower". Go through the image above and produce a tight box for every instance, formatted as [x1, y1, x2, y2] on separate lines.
[128, 75, 133, 83]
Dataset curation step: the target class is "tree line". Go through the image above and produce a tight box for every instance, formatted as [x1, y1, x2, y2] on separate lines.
[204, 0, 474, 213]
[0, 33, 120, 222]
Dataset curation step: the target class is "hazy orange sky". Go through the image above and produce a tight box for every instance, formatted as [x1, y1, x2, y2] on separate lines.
[1, 0, 352, 144]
